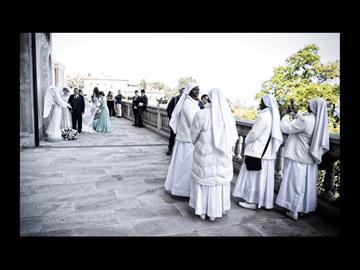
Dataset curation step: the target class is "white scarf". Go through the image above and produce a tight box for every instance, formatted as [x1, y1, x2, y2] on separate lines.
[309, 97, 330, 164]
[169, 83, 198, 133]
[262, 94, 283, 156]
[208, 88, 238, 155]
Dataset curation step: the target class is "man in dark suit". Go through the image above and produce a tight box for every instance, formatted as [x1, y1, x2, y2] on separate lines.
[166, 87, 184, 155]
[137, 89, 148, 127]
[68, 88, 85, 133]
[132, 90, 140, 126]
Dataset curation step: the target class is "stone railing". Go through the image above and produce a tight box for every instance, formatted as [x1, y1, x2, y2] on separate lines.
[122, 101, 340, 208]
[122, 101, 171, 138]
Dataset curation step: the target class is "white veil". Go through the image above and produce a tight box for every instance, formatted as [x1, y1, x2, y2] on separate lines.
[43, 86, 56, 118]
[262, 94, 283, 156]
[169, 83, 198, 133]
[309, 97, 330, 164]
[208, 88, 238, 155]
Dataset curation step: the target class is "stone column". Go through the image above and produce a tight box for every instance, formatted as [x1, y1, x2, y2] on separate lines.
[240, 135, 246, 161]
[233, 136, 241, 160]
[157, 108, 161, 131]
[320, 158, 336, 202]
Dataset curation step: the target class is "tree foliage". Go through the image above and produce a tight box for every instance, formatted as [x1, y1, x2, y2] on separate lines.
[66, 74, 84, 90]
[177, 76, 197, 89]
[255, 44, 340, 133]
[139, 79, 147, 89]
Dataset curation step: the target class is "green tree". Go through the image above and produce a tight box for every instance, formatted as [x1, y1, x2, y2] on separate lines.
[139, 79, 147, 89]
[150, 81, 173, 102]
[255, 44, 340, 133]
[151, 81, 165, 91]
[177, 76, 197, 89]
[66, 74, 84, 89]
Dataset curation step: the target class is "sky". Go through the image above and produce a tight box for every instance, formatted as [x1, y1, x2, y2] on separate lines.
[52, 33, 340, 105]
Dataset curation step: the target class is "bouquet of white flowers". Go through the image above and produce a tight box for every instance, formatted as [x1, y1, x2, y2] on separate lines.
[61, 128, 78, 140]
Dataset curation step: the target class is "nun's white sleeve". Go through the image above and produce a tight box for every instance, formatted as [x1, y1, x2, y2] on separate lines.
[190, 113, 201, 145]
[245, 113, 266, 144]
[280, 114, 305, 134]
[54, 89, 70, 108]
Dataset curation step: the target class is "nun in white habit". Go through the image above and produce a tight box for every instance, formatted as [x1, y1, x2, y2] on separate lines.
[232, 94, 283, 209]
[164, 83, 200, 197]
[189, 88, 238, 221]
[43, 86, 73, 141]
[276, 97, 329, 221]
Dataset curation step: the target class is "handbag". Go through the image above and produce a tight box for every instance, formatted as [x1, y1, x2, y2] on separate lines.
[244, 134, 271, 171]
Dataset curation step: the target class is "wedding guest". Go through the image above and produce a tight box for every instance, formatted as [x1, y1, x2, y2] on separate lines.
[276, 97, 329, 221]
[106, 91, 115, 119]
[93, 91, 112, 133]
[132, 90, 140, 126]
[166, 87, 185, 155]
[164, 83, 200, 197]
[115, 90, 123, 118]
[232, 94, 283, 210]
[189, 88, 238, 221]
[137, 89, 148, 128]
[198, 94, 210, 109]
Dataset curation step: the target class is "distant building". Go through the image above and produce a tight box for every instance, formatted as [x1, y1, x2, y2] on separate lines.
[106, 81, 166, 104]
[82, 75, 129, 98]
[73, 74, 167, 105]
[53, 60, 65, 87]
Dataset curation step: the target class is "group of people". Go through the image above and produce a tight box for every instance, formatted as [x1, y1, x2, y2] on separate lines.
[131, 89, 148, 127]
[44, 86, 125, 140]
[166, 88, 210, 155]
[164, 83, 330, 222]
[106, 90, 124, 119]
[44, 83, 330, 223]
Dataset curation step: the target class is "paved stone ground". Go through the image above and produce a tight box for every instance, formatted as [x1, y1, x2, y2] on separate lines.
[20, 117, 340, 236]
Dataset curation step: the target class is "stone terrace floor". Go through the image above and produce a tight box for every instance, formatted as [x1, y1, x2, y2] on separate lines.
[20, 117, 340, 236]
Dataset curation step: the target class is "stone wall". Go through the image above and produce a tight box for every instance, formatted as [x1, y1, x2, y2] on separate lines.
[20, 33, 35, 147]
[20, 33, 52, 147]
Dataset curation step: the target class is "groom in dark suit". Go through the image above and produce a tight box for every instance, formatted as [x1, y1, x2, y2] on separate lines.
[68, 88, 85, 133]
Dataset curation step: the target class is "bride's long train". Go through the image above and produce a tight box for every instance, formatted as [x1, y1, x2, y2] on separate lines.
[81, 98, 96, 133]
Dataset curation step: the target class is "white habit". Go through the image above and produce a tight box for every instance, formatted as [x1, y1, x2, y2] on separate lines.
[233, 94, 283, 209]
[276, 98, 329, 214]
[189, 88, 238, 218]
[164, 84, 200, 197]
[43, 86, 71, 142]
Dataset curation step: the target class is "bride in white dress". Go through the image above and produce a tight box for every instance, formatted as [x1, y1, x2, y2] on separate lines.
[60, 87, 72, 129]
[81, 94, 97, 133]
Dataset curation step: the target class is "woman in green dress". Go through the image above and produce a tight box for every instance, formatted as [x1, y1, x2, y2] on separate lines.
[93, 91, 112, 133]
